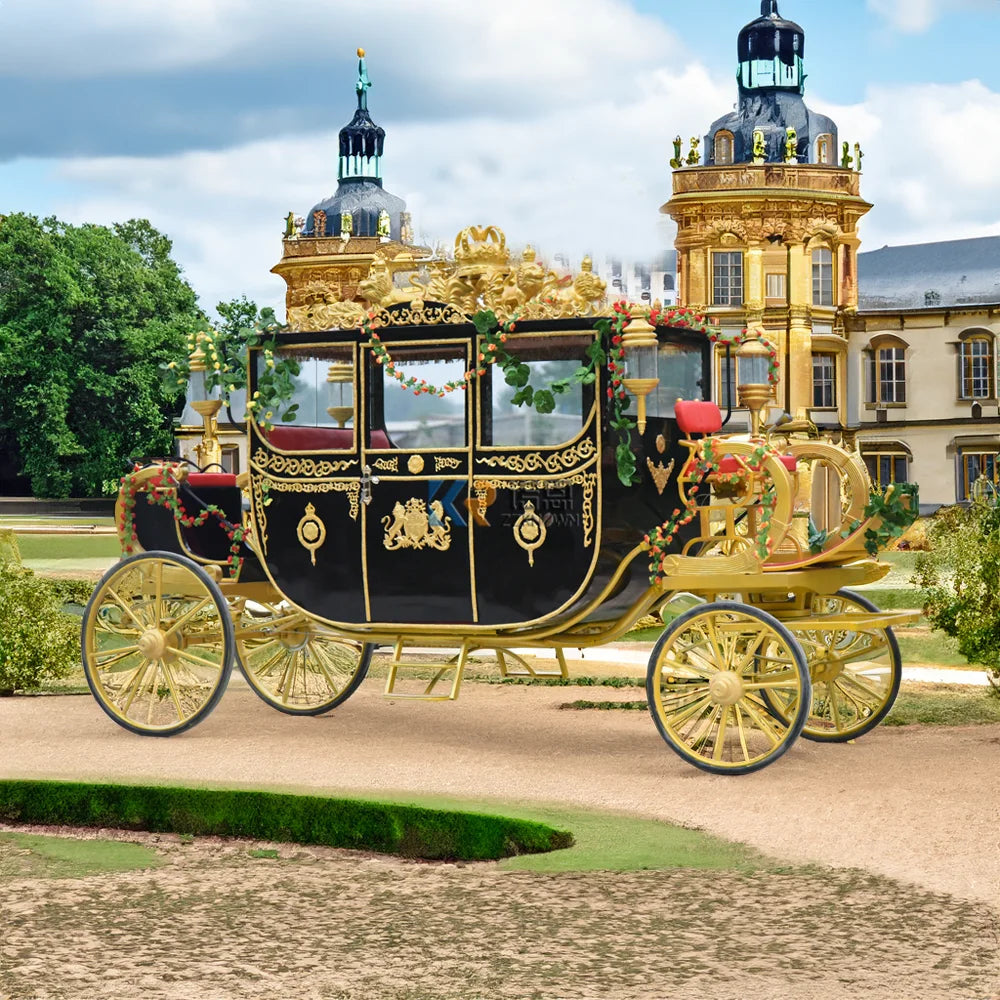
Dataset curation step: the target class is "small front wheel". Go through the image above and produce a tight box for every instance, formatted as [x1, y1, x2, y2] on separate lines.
[82, 551, 234, 736]
[646, 601, 811, 774]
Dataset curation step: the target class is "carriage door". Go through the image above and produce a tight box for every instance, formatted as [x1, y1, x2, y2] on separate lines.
[361, 336, 475, 624]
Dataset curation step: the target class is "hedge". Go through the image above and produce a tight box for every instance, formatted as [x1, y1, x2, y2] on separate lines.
[0, 780, 573, 861]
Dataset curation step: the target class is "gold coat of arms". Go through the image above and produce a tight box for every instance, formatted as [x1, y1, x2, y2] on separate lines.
[383, 498, 452, 551]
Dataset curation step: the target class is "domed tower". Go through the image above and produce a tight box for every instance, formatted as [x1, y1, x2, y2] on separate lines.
[663, 1, 871, 431]
[273, 49, 428, 330]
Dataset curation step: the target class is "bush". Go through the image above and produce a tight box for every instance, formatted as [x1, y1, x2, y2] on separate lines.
[0, 528, 21, 565]
[0, 561, 80, 694]
[915, 501, 1000, 691]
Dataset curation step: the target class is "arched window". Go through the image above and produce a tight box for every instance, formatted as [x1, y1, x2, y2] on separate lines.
[861, 442, 910, 489]
[959, 333, 994, 400]
[714, 131, 734, 166]
[812, 247, 834, 306]
[864, 336, 908, 405]
[815, 134, 833, 165]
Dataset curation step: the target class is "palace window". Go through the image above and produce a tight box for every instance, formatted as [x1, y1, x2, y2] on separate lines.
[812, 353, 837, 409]
[815, 134, 833, 165]
[765, 272, 786, 302]
[863, 450, 909, 489]
[959, 452, 999, 500]
[714, 131, 734, 166]
[717, 351, 737, 410]
[865, 345, 907, 405]
[712, 251, 743, 306]
[812, 247, 834, 306]
[959, 335, 994, 399]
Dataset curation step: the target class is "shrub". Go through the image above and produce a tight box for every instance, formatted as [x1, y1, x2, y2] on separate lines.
[915, 501, 1000, 691]
[0, 528, 21, 565]
[0, 561, 80, 694]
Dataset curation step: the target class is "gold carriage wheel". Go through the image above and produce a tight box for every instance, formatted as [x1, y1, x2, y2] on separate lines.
[82, 551, 234, 736]
[646, 601, 811, 774]
[234, 603, 372, 716]
[783, 589, 902, 742]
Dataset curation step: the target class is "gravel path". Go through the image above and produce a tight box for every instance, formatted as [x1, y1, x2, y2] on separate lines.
[1, 684, 999, 1000]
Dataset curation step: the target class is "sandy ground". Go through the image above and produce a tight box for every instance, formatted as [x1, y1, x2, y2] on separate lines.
[1, 682, 999, 999]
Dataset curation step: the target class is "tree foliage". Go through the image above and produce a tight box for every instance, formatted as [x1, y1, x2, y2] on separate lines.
[0, 213, 202, 497]
[915, 500, 1000, 691]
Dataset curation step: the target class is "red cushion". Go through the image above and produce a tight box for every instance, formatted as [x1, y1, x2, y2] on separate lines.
[369, 430, 391, 450]
[187, 473, 238, 488]
[267, 426, 355, 450]
[675, 400, 723, 435]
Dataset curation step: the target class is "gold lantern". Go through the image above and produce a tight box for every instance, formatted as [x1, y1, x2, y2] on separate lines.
[621, 316, 660, 435]
[736, 337, 773, 439]
[188, 339, 223, 469]
[326, 362, 354, 428]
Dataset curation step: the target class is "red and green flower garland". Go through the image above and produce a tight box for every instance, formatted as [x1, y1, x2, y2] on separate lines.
[117, 465, 247, 580]
[644, 439, 781, 585]
[364, 310, 515, 396]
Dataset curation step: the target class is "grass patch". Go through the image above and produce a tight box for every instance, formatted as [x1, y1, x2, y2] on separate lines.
[850, 586, 922, 610]
[0, 831, 162, 879]
[885, 685, 1000, 727]
[15, 533, 120, 562]
[896, 628, 973, 668]
[0, 780, 572, 862]
[248, 847, 280, 859]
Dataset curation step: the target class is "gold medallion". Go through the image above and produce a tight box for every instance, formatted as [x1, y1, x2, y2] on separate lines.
[513, 501, 547, 567]
[407, 455, 425, 474]
[296, 503, 327, 566]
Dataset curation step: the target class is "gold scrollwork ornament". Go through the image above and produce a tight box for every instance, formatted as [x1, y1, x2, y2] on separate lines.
[513, 501, 547, 567]
[296, 503, 327, 566]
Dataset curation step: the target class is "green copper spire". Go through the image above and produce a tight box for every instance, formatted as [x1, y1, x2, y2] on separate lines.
[356, 47, 372, 111]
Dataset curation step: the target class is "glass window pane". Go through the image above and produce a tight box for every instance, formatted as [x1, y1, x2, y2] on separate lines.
[381, 346, 467, 449]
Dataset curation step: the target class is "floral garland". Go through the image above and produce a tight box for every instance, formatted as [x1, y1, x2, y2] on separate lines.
[117, 465, 247, 580]
[707, 327, 781, 387]
[364, 310, 514, 396]
[644, 440, 780, 585]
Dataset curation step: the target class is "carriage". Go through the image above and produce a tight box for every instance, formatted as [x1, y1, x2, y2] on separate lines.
[82, 226, 917, 774]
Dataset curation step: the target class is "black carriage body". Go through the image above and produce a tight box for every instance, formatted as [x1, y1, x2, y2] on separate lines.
[246, 317, 711, 633]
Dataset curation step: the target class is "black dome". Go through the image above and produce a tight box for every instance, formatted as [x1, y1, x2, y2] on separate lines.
[738, 1, 804, 67]
[302, 179, 407, 239]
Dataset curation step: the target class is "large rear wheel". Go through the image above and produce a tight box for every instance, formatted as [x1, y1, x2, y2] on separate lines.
[647, 601, 811, 774]
[82, 551, 233, 736]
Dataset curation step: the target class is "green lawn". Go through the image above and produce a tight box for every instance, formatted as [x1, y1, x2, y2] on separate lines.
[16, 533, 120, 562]
[0, 831, 162, 879]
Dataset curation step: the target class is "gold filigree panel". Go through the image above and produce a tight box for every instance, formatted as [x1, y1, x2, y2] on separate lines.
[479, 439, 596, 475]
[265, 478, 361, 520]
[252, 448, 355, 477]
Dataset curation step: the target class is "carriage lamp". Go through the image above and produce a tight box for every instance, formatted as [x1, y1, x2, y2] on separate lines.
[188, 341, 223, 469]
[621, 317, 660, 435]
[736, 337, 773, 439]
[326, 361, 354, 428]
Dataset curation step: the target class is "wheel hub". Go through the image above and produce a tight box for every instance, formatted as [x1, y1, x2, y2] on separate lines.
[708, 671, 744, 706]
[811, 657, 844, 685]
[278, 627, 310, 651]
[138, 628, 168, 660]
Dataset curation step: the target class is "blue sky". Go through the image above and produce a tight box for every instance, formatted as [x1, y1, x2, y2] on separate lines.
[1, 0, 998, 316]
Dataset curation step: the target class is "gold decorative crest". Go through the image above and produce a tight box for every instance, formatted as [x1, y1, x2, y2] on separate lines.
[382, 498, 452, 552]
[646, 457, 675, 496]
[513, 501, 547, 567]
[296, 503, 326, 566]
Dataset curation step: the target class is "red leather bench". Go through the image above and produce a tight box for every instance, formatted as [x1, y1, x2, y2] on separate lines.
[266, 426, 392, 450]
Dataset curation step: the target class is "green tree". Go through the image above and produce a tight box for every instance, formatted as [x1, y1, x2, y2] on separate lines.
[0, 213, 203, 497]
[916, 500, 1000, 691]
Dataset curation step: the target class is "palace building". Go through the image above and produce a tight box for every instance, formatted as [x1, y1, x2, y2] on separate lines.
[663, 0, 870, 436]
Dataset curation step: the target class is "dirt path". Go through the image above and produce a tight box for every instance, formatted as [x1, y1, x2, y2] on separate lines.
[1, 685, 999, 999]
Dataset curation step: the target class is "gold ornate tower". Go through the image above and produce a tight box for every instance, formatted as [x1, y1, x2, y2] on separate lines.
[662, 1, 871, 431]
[273, 49, 429, 331]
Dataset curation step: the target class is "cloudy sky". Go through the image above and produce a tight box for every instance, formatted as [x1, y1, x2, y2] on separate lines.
[2, 0, 998, 318]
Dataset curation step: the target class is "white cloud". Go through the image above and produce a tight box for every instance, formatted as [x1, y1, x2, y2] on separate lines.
[815, 79, 1000, 248]
[51, 60, 731, 316]
[866, 0, 995, 33]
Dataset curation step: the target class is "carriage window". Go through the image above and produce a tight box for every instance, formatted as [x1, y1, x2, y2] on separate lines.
[263, 349, 355, 428]
[648, 341, 705, 418]
[379, 345, 467, 449]
[488, 334, 592, 447]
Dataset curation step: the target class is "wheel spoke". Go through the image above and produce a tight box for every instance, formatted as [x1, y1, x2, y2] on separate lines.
[161, 597, 214, 640]
[713, 705, 732, 761]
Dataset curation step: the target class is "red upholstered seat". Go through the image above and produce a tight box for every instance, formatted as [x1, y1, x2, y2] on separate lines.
[186, 473, 238, 488]
[265, 425, 393, 451]
[675, 400, 723, 436]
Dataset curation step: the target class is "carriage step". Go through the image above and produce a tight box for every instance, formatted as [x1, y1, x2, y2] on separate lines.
[383, 641, 471, 701]
[495, 647, 570, 680]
